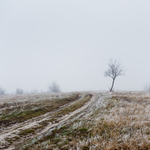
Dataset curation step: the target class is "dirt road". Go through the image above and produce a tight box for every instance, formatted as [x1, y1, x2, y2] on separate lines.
[0, 92, 98, 150]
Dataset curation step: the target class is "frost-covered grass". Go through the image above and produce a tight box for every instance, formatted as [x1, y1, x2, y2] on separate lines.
[1, 91, 150, 150]
[0, 92, 93, 149]
[0, 92, 79, 104]
[0, 92, 80, 127]
[16, 94, 92, 150]
[27, 92, 150, 150]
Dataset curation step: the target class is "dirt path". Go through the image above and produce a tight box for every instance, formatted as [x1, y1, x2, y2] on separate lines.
[0, 92, 97, 150]
[0, 94, 82, 149]
[41, 92, 97, 133]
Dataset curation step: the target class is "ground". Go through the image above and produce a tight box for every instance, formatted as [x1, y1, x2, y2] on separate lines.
[0, 91, 150, 150]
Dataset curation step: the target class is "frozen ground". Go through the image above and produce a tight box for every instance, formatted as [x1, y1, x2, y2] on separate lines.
[1, 91, 150, 150]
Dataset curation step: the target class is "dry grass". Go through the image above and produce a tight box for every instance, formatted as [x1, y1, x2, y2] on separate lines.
[1, 91, 150, 150]
[0, 93, 80, 127]
[89, 92, 150, 150]
[25, 92, 150, 150]
[17, 94, 92, 150]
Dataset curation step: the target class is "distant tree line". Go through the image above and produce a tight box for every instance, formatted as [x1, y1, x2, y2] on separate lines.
[0, 81, 61, 95]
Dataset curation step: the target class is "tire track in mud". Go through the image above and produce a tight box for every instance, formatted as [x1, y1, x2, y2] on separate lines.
[1, 93, 97, 150]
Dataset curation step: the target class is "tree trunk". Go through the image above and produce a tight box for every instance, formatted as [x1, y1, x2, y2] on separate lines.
[110, 78, 115, 92]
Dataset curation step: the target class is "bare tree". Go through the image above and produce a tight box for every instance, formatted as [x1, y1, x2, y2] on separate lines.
[0, 87, 5, 95]
[104, 59, 125, 92]
[16, 88, 23, 94]
[48, 82, 61, 93]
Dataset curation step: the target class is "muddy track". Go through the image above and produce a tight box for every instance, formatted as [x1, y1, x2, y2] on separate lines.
[0, 92, 97, 150]
[0, 94, 82, 149]
[0, 95, 81, 136]
[40, 92, 97, 134]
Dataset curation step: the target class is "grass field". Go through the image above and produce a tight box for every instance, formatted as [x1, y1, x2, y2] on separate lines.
[1, 91, 150, 150]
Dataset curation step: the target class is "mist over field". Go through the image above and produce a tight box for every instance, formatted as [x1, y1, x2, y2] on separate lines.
[0, 0, 150, 93]
[1, 2, 150, 149]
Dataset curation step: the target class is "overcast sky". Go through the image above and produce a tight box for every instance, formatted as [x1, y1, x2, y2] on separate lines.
[0, 0, 150, 93]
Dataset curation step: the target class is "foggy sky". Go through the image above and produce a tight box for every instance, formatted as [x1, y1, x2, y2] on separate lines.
[0, 0, 150, 93]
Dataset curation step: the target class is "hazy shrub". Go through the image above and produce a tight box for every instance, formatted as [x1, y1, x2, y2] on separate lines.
[0, 87, 5, 95]
[16, 88, 23, 94]
[48, 82, 61, 93]
[144, 83, 150, 92]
